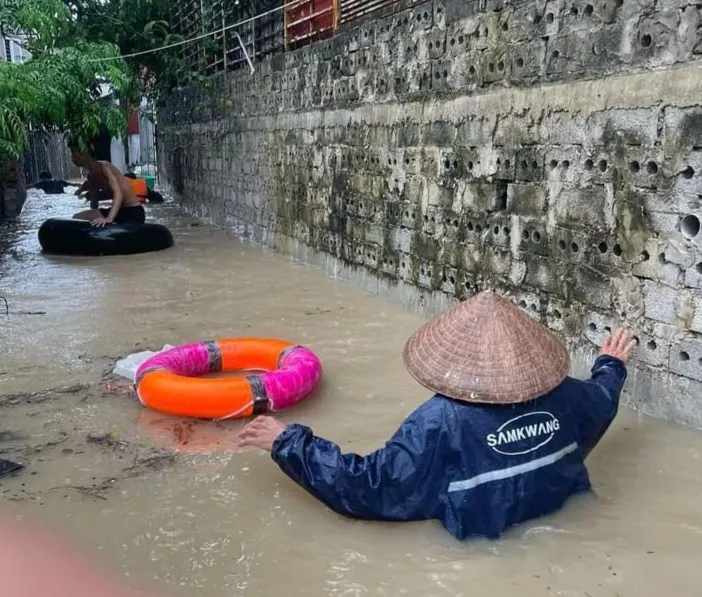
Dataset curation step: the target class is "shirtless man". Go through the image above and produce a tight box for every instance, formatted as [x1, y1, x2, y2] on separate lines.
[70, 149, 145, 227]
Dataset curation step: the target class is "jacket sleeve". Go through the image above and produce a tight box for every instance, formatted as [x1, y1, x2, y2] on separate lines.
[577, 355, 628, 458]
[270, 402, 445, 521]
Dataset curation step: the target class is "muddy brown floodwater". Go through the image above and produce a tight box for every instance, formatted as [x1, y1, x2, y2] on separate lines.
[1, 190, 702, 596]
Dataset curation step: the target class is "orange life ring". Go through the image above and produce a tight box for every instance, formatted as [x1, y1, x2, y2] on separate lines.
[134, 338, 323, 420]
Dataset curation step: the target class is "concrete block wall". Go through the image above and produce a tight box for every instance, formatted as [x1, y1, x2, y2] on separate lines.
[160, 0, 702, 428]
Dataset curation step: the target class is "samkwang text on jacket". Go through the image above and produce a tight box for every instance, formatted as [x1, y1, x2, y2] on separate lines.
[270, 355, 627, 540]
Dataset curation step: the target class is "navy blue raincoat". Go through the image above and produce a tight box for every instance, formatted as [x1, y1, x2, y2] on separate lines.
[271, 355, 627, 540]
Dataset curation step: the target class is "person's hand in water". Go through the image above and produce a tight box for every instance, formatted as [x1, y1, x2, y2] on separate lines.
[90, 216, 112, 227]
[238, 416, 287, 452]
[599, 328, 637, 363]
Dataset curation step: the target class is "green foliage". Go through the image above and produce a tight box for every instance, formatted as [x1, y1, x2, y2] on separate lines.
[0, 0, 130, 158]
[61, 0, 208, 105]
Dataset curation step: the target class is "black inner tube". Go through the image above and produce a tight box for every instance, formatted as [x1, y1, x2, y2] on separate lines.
[38, 218, 174, 256]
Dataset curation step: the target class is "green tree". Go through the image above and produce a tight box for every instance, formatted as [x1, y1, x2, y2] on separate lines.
[60, 0, 206, 106]
[0, 0, 130, 158]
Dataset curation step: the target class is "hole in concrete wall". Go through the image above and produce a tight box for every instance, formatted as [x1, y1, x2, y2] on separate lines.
[659, 252, 667, 264]
[584, 4, 594, 16]
[613, 244, 622, 256]
[534, 14, 542, 24]
[502, 22, 508, 31]
[523, 229, 530, 240]
[505, 159, 511, 168]
[476, 224, 483, 233]
[468, 222, 474, 231]
[559, 240, 567, 250]
[647, 340, 657, 350]
[488, 62, 495, 72]
[629, 161, 640, 173]
[444, 69, 449, 78]
[551, 50, 560, 60]
[647, 161, 658, 174]
[562, 160, 570, 169]
[449, 274, 455, 284]
[598, 242, 608, 253]
[641, 250, 650, 261]
[682, 165, 695, 179]
[604, 326, 611, 334]
[696, 262, 702, 274]
[641, 34, 652, 48]
[681, 214, 700, 240]
[452, 159, 458, 168]
[533, 231, 541, 242]
[468, 161, 474, 170]
[494, 225, 500, 234]
[584, 159, 594, 170]
[497, 61, 505, 71]
[680, 351, 690, 361]
[546, 12, 555, 23]
[532, 161, 539, 170]
[571, 242, 579, 252]
[516, 57, 524, 67]
[554, 309, 562, 319]
[459, 35, 465, 44]
[519, 300, 528, 308]
[549, 159, 558, 169]
[598, 159, 608, 172]
[570, 6, 578, 15]
[450, 38, 456, 46]
[469, 65, 476, 75]
[588, 322, 597, 331]
[503, 226, 510, 236]
[428, 41, 434, 50]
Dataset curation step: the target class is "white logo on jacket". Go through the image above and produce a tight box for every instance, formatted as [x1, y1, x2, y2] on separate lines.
[486, 411, 561, 456]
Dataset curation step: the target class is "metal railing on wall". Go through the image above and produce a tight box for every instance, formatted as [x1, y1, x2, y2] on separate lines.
[169, 0, 431, 76]
[339, 0, 424, 27]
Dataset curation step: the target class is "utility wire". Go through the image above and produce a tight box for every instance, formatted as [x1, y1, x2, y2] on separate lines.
[89, 0, 304, 62]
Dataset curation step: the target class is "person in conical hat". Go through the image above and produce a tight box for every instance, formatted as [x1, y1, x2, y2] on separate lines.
[238, 290, 636, 540]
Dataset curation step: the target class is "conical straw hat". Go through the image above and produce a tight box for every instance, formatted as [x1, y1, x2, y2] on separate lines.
[402, 290, 570, 404]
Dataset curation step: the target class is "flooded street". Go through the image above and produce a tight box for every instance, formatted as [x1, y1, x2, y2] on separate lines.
[1, 190, 702, 596]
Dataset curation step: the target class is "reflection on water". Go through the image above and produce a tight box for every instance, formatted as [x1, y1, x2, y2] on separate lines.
[1, 191, 702, 596]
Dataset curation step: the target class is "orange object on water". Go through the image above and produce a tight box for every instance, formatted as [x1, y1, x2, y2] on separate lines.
[135, 337, 323, 420]
[125, 176, 148, 198]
